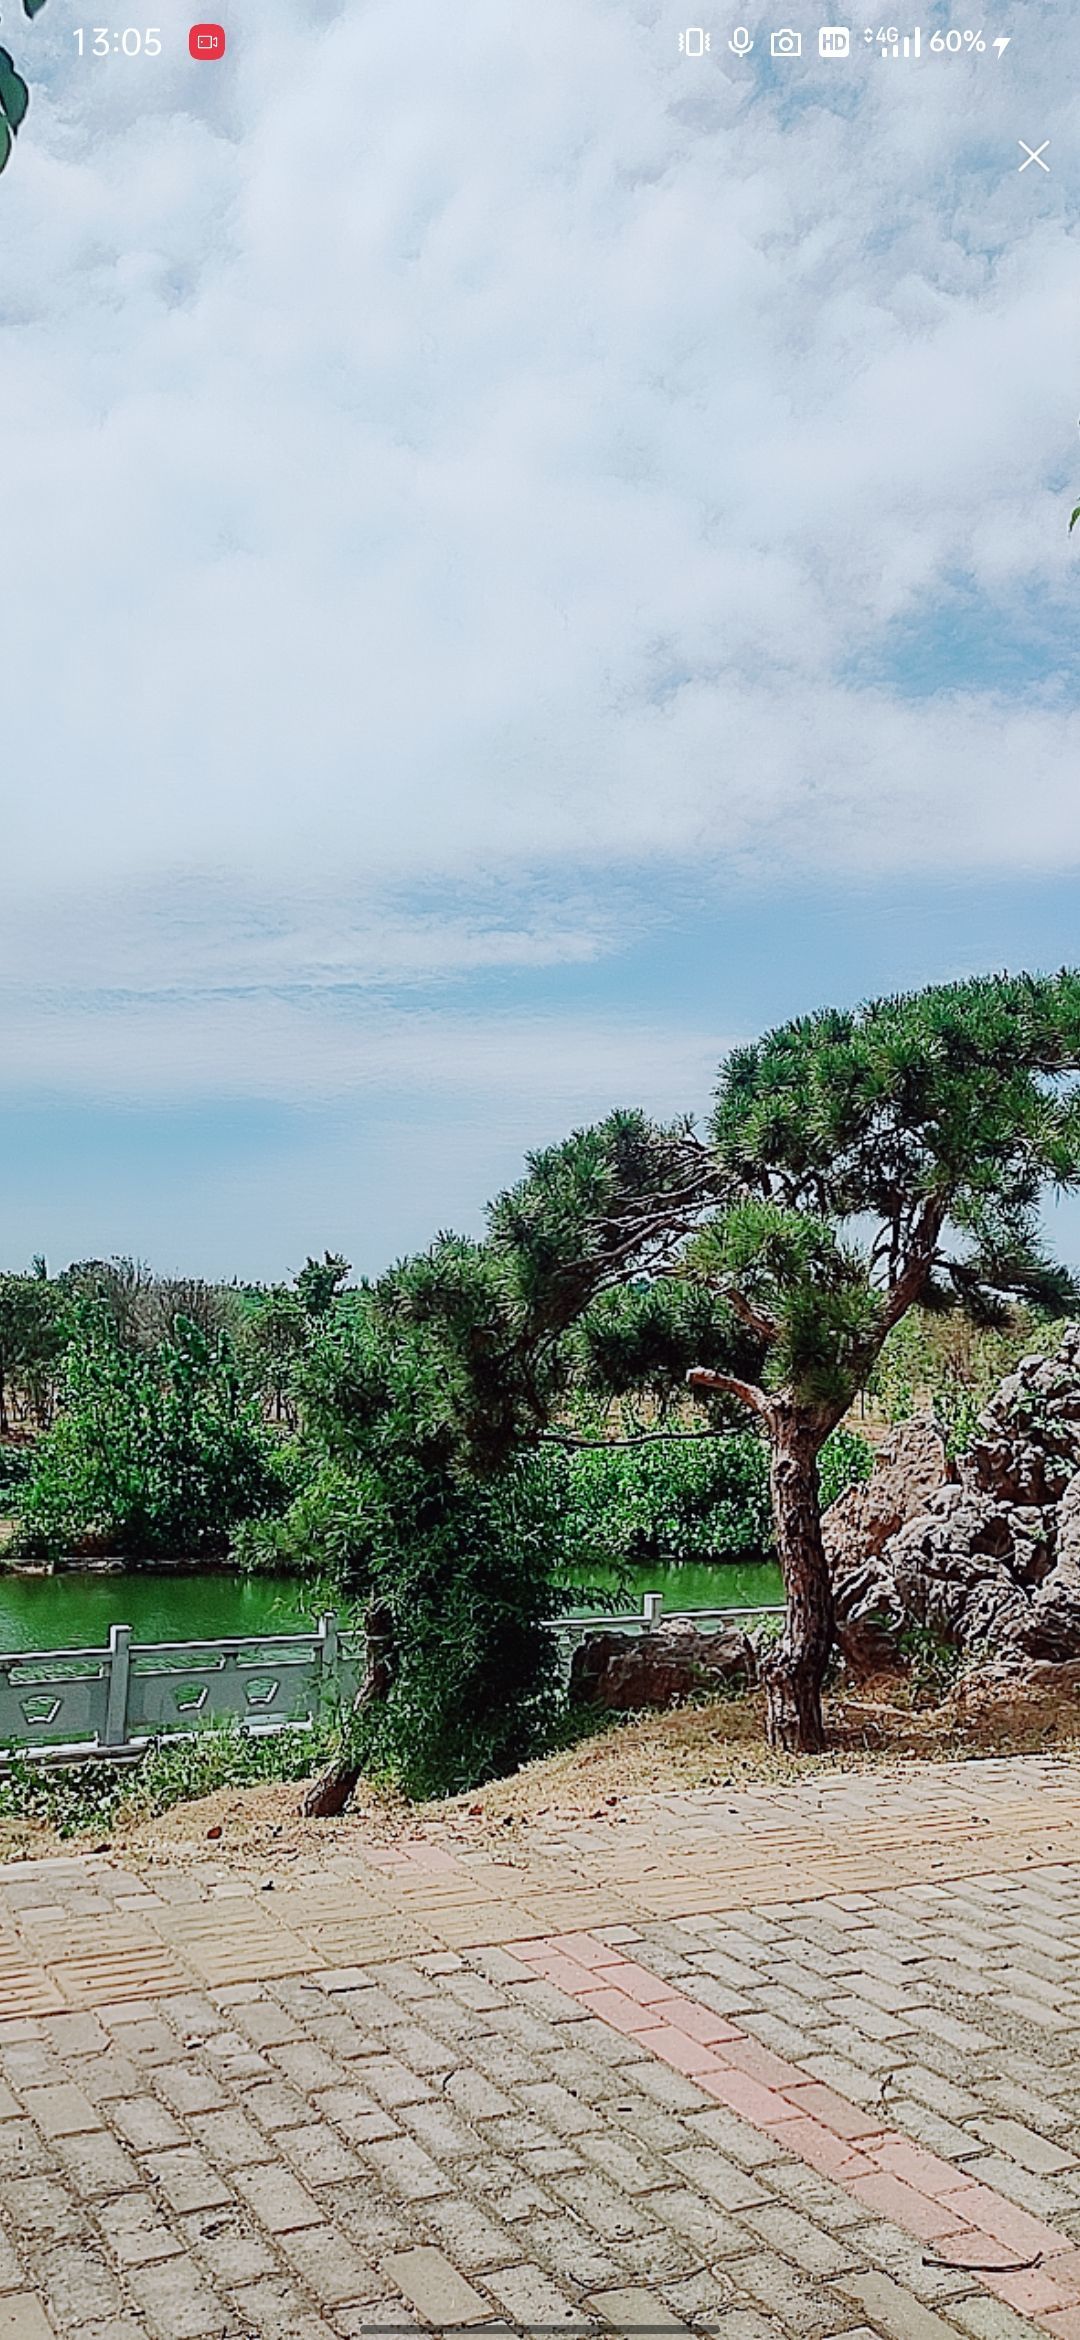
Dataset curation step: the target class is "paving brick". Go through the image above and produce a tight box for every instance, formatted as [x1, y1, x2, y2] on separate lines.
[110, 2096, 188, 2155]
[645, 2185, 750, 2258]
[575, 2133, 662, 2194]
[949, 2295, 1057, 2339]
[402, 2099, 483, 2160]
[972, 2117, 1079, 2175]
[520, 2212, 622, 2290]
[31, 2238, 126, 2327]
[421, 2195, 522, 2272]
[484, 2258, 586, 2329]
[230, 1997, 305, 2049]
[56, 2127, 142, 2199]
[241, 2076, 314, 2132]
[96, 2190, 185, 2266]
[125, 2252, 233, 2336]
[310, 2082, 399, 2145]
[362, 2136, 455, 2200]
[730, 2249, 849, 2338]
[232, 2161, 324, 2232]
[1, 2176, 80, 2244]
[0, 2300, 57, 2340]
[277, 2117, 365, 2185]
[678, 2105, 786, 2168]
[39, 2014, 110, 2059]
[837, 2270, 985, 2340]
[187, 2104, 274, 2169]
[178, 2206, 278, 2285]
[360, 2055, 437, 2109]
[554, 2170, 661, 2243]
[277, 2220, 381, 2304]
[742, 2200, 859, 2276]
[383, 2244, 493, 2325]
[19, 2084, 103, 2138]
[588, 2285, 696, 2336]
[143, 2144, 233, 2215]
[152, 2064, 227, 2118]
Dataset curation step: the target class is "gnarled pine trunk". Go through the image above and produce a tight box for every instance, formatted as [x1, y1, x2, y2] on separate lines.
[299, 1601, 395, 1820]
[764, 1411, 833, 1754]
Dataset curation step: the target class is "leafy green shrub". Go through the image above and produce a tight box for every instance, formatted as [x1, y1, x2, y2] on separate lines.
[18, 1310, 286, 1558]
[897, 1622, 968, 1707]
[233, 1460, 371, 1581]
[555, 1433, 771, 1569]
[817, 1427, 874, 1510]
[124, 1719, 333, 1818]
[543, 1426, 870, 1577]
[331, 1459, 570, 1801]
[0, 1445, 32, 1499]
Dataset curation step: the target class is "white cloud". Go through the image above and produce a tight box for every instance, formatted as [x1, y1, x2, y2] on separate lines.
[0, 0, 1078, 1126]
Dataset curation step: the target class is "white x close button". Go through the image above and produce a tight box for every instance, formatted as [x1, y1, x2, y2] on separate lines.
[1018, 140, 1051, 172]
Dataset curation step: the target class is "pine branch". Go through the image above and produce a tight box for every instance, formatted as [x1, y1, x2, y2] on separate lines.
[685, 1365, 770, 1419]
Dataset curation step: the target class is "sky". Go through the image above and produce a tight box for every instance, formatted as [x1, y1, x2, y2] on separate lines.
[0, 0, 1078, 1279]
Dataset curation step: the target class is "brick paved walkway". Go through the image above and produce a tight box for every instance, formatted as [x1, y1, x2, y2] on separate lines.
[1, 1755, 1080, 2338]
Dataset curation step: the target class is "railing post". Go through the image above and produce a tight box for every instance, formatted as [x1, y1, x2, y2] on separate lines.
[316, 1612, 339, 1718]
[103, 1624, 132, 1748]
[643, 1591, 663, 1627]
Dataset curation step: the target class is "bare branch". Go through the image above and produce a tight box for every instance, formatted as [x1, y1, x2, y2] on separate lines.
[685, 1365, 770, 1419]
[728, 1290, 778, 1344]
[541, 1427, 731, 1450]
[881, 1197, 948, 1332]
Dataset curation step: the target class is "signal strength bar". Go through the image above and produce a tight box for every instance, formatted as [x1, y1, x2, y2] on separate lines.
[882, 25, 921, 55]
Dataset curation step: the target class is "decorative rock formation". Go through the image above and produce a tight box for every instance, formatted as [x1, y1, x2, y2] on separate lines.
[822, 1418, 949, 1671]
[824, 1326, 1080, 1672]
[570, 1619, 756, 1709]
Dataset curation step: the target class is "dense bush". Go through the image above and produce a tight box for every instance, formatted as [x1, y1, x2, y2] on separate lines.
[553, 1434, 771, 1570]
[284, 1286, 572, 1799]
[0, 1444, 32, 1500]
[238, 1425, 873, 1590]
[232, 1460, 371, 1582]
[817, 1427, 875, 1511]
[18, 1311, 285, 1558]
[344, 1461, 569, 1799]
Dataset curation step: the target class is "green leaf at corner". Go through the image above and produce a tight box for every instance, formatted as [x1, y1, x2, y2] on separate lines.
[0, 118, 11, 173]
[1071, 505, 1080, 536]
[23, 0, 49, 18]
[0, 47, 30, 133]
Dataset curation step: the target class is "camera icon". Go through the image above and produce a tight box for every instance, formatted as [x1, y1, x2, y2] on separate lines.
[770, 26, 802, 54]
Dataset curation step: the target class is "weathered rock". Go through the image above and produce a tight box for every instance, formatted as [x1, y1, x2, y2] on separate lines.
[822, 1418, 949, 1672]
[570, 1621, 756, 1710]
[825, 1326, 1080, 1677]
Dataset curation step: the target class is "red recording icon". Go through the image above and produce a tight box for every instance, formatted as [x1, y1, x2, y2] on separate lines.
[189, 22, 226, 58]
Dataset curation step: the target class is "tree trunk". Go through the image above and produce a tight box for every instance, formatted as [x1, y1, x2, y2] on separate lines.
[764, 1411, 833, 1754]
[299, 1602, 395, 1820]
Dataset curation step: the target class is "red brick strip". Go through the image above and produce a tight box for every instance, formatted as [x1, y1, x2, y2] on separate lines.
[509, 1930, 1080, 2338]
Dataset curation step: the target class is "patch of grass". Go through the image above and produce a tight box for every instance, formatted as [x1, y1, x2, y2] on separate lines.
[897, 1623, 968, 1708]
[0, 1720, 333, 1840]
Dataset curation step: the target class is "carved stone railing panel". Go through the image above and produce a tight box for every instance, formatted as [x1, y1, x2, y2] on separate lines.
[0, 1597, 780, 1763]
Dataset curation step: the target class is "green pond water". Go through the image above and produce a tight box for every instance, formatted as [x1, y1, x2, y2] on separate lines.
[0, 1557, 784, 1655]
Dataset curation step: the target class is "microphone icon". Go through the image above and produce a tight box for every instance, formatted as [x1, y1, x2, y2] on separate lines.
[729, 25, 753, 51]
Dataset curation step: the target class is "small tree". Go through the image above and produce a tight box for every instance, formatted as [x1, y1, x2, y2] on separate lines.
[292, 1252, 569, 1811]
[490, 975, 1080, 1752]
[19, 1308, 282, 1557]
[0, 1267, 65, 1432]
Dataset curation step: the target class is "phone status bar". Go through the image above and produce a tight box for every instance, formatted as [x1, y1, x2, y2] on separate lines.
[677, 25, 1012, 61]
